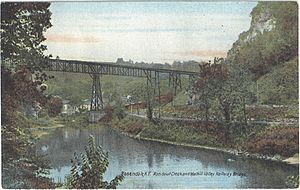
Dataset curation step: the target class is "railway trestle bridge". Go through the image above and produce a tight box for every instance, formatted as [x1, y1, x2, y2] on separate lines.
[44, 58, 199, 121]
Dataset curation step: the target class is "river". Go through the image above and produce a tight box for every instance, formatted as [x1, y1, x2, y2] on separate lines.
[36, 125, 298, 188]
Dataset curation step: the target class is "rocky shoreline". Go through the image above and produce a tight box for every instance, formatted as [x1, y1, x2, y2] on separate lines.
[111, 126, 298, 165]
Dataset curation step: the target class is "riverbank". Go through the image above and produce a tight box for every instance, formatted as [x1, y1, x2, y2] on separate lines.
[29, 114, 92, 139]
[109, 115, 299, 165]
[31, 113, 299, 165]
[113, 125, 299, 165]
[29, 119, 66, 139]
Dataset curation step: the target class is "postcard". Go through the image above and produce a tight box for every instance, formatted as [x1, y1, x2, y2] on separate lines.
[1, 1, 298, 189]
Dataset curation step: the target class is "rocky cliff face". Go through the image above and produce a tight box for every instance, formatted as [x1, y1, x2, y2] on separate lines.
[227, 3, 276, 60]
[246, 9, 276, 41]
[225, 2, 298, 105]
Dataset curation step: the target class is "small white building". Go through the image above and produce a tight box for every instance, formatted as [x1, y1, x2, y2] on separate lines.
[61, 100, 78, 115]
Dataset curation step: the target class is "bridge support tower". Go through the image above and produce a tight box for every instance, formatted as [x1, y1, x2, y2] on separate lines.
[144, 71, 162, 119]
[169, 72, 182, 106]
[89, 74, 104, 123]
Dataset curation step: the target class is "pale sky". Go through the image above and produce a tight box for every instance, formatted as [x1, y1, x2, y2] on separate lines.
[44, 2, 257, 63]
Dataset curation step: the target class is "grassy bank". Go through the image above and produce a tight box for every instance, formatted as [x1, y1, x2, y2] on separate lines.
[28, 113, 91, 139]
[161, 105, 298, 121]
[110, 115, 299, 162]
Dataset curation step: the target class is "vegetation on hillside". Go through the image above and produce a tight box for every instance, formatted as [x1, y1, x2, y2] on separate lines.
[227, 2, 298, 105]
[183, 3, 298, 153]
[257, 58, 298, 105]
[193, 59, 255, 123]
[45, 71, 189, 110]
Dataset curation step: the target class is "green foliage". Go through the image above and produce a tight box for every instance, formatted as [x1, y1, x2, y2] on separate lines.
[194, 59, 255, 123]
[113, 114, 298, 158]
[168, 91, 187, 106]
[111, 96, 126, 121]
[2, 113, 55, 188]
[227, 2, 298, 105]
[58, 114, 89, 128]
[257, 58, 298, 105]
[1, 65, 55, 189]
[286, 175, 299, 188]
[1, 2, 55, 188]
[231, 2, 297, 71]
[1, 2, 52, 81]
[1, 67, 47, 124]
[246, 106, 298, 120]
[45, 72, 91, 105]
[162, 105, 199, 118]
[112, 115, 228, 147]
[141, 121, 226, 147]
[66, 135, 124, 189]
[268, 2, 298, 55]
[45, 73, 145, 106]
[45, 70, 189, 112]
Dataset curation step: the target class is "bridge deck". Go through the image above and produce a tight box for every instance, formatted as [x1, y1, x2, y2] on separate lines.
[45, 59, 199, 77]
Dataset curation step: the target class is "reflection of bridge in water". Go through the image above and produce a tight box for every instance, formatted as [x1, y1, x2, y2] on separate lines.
[45, 58, 199, 121]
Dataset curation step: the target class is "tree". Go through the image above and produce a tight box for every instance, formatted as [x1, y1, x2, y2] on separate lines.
[221, 63, 255, 123]
[1, 67, 47, 124]
[194, 58, 255, 123]
[1, 2, 54, 188]
[67, 135, 124, 189]
[256, 58, 298, 105]
[194, 58, 229, 122]
[129, 82, 155, 120]
[1, 2, 52, 79]
[193, 61, 217, 123]
[1, 2, 53, 122]
[45, 96, 63, 117]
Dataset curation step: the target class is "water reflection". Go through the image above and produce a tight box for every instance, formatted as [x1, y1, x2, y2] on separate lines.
[36, 126, 298, 188]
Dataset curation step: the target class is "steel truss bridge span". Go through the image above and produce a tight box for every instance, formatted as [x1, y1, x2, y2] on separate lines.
[44, 59, 199, 121]
[45, 59, 199, 77]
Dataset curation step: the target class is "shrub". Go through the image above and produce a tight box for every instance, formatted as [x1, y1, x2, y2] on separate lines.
[244, 127, 298, 157]
[286, 175, 299, 188]
[66, 135, 124, 189]
[246, 106, 291, 120]
[125, 122, 143, 135]
[102, 105, 114, 122]
[45, 97, 63, 117]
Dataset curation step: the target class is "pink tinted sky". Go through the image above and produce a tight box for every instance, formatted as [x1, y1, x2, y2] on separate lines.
[44, 2, 257, 63]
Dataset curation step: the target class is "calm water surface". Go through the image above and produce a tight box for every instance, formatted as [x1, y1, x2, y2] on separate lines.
[36, 126, 298, 188]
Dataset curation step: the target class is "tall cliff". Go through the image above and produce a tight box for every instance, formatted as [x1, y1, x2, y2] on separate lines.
[227, 2, 298, 105]
[227, 3, 276, 59]
[227, 2, 297, 70]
